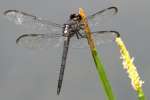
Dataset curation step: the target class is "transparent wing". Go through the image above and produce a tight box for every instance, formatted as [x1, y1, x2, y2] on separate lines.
[16, 33, 64, 49]
[93, 31, 120, 46]
[70, 31, 120, 48]
[4, 10, 64, 49]
[70, 36, 88, 49]
[3, 10, 63, 35]
[87, 7, 118, 28]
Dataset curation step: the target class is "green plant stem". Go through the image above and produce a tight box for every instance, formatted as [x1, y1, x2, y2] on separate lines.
[91, 48, 116, 100]
[137, 87, 146, 100]
[79, 8, 116, 100]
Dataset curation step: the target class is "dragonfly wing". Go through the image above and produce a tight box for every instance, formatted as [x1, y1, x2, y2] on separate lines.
[87, 7, 118, 28]
[16, 33, 64, 49]
[70, 31, 120, 48]
[92, 31, 120, 46]
[4, 10, 64, 49]
[3, 10, 63, 35]
[70, 35, 88, 49]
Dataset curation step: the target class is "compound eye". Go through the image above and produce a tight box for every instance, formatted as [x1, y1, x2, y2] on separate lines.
[70, 14, 76, 19]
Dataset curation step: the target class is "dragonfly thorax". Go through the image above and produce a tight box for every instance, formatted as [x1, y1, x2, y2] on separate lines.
[63, 14, 84, 38]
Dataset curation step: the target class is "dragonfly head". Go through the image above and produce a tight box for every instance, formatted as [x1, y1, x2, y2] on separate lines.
[70, 13, 82, 21]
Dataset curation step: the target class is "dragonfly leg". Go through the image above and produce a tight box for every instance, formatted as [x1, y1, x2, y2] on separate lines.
[76, 31, 86, 39]
[75, 32, 80, 39]
[78, 32, 84, 38]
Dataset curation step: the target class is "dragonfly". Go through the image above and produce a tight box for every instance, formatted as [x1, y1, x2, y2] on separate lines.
[3, 6, 120, 95]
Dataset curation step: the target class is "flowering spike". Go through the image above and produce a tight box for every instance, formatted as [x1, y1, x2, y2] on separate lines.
[115, 37, 144, 91]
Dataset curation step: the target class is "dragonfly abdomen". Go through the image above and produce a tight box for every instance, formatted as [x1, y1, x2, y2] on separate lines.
[57, 37, 70, 95]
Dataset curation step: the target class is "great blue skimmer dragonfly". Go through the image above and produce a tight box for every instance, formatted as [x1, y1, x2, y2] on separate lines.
[4, 6, 120, 95]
